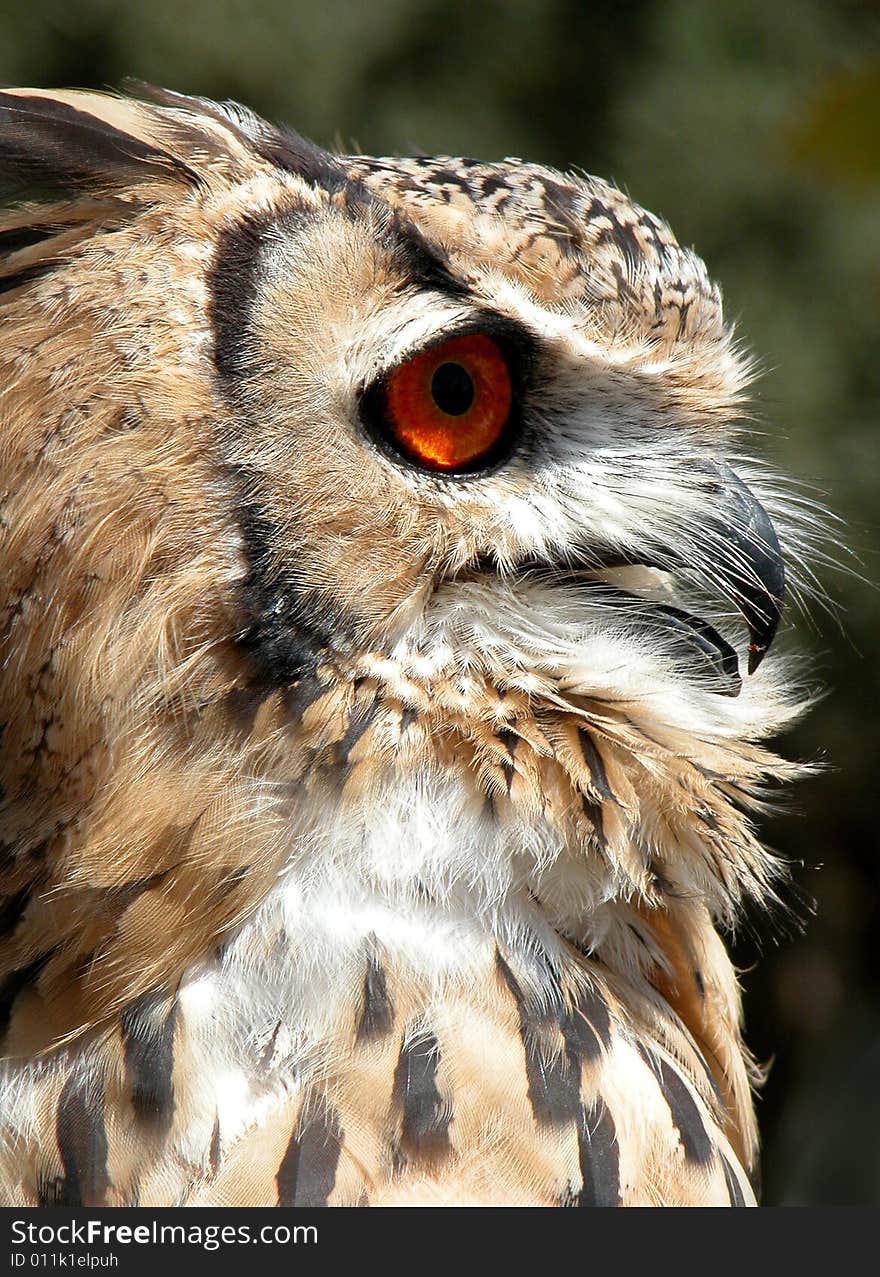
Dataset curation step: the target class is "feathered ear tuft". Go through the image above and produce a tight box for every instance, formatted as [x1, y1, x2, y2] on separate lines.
[0, 88, 202, 201]
[1, 84, 351, 211]
[129, 81, 350, 194]
[0, 85, 353, 299]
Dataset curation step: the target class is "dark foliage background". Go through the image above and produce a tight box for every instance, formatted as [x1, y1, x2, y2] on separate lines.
[2, 0, 878, 1205]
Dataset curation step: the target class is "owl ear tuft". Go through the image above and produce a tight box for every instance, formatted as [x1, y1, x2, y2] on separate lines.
[0, 88, 201, 201]
[1, 85, 353, 210]
[248, 122, 350, 194]
[131, 81, 350, 194]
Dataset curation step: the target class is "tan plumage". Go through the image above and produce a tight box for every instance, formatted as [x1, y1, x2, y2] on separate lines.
[0, 86, 817, 1207]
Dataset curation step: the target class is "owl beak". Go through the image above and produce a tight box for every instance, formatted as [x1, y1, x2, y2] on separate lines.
[573, 464, 785, 676]
[691, 463, 785, 674]
[464, 465, 785, 686]
[563, 463, 785, 681]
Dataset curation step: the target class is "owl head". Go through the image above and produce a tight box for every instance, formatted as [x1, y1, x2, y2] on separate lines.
[0, 88, 813, 1045]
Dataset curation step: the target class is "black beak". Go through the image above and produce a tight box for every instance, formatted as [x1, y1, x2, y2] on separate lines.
[463, 463, 785, 692]
[546, 462, 786, 686]
[696, 463, 785, 673]
[569, 463, 786, 677]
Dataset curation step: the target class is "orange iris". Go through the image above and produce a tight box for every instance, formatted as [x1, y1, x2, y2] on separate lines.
[382, 333, 513, 472]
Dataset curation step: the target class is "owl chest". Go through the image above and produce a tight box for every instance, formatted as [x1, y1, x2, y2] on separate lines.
[152, 804, 746, 1207]
[157, 900, 753, 1207]
[186, 775, 587, 1062]
[0, 807, 752, 1207]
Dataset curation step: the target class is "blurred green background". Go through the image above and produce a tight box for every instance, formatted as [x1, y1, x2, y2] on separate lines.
[1, 0, 877, 1205]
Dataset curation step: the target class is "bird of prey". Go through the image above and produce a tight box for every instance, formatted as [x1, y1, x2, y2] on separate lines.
[0, 86, 810, 1206]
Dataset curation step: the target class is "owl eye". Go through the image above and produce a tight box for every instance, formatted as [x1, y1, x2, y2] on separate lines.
[371, 332, 515, 473]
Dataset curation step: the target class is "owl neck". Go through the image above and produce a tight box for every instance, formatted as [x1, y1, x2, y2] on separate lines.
[0, 652, 783, 1060]
[184, 662, 784, 1048]
[280, 657, 785, 933]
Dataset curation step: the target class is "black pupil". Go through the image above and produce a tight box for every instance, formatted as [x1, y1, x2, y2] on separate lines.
[430, 362, 475, 416]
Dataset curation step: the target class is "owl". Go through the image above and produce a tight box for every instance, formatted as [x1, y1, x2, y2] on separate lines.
[0, 86, 813, 1208]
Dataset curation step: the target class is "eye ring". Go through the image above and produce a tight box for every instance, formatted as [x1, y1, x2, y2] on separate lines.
[363, 331, 518, 475]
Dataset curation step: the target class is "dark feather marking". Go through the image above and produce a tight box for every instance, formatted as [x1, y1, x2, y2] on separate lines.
[720, 1151, 748, 1207]
[208, 210, 274, 383]
[106, 870, 168, 912]
[540, 175, 582, 237]
[497, 727, 518, 792]
[390, 212, 473, 301]
[640, 1048, 715, 1166]
[120, 991, 178, 1128]
[276, 1099, 343, 1207]
[356, 953, 394, 1041]
[336, 696, 379, 764]
[577, 728, 614, 800]
[648, 860, 676, 895]
[0, 886, 29, 938]
[496, 950, 583, 1125]
[574, 1098, 621, 1207]
[696, 807, 720, 832]
[258, 1020, 283, 1073]
[392, 1031, 451, 1160]
[253, 125, 352, 195]
[688, 1042, 727, 1114]
[233, 498, 335, 686]
[297, 1101, 343, 1206]
[223, 863, 251, 888]
[208, 1114, 222, 1176]
[557, 1003, 604, 1067]
[400, 706, 418, 732]
[54, 1071, 109, 1206]
[276, 1125, 300, 1207]
[284, 669, 328, 720]
[570, 984, 613, 1052]
[0, 223, 55, 255]
[36, 1176, 65, 1206]
[0, 262, 56, 296]
[0, 93, 198, 195]
[582, 796, 607, 850]
[0, 948, 55, 1039]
